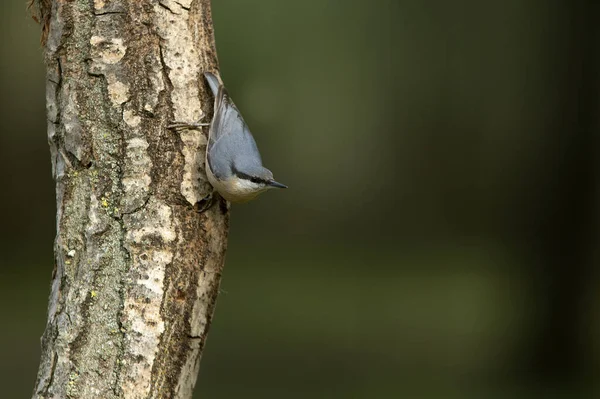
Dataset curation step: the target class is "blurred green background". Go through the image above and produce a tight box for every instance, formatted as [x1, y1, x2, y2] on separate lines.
[1, 0, 599, 397]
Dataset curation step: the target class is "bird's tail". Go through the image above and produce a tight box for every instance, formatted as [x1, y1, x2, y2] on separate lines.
[204, 71, 223, 96]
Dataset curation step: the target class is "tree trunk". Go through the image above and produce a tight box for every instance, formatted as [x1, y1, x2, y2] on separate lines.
[31, 1, 229, 398]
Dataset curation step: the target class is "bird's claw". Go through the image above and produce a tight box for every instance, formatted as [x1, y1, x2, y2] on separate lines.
[193, 192, 215, 213]
[168, 112, 210, 130]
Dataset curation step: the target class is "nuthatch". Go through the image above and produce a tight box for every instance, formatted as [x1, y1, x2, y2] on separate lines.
[170, 72, 287, 204]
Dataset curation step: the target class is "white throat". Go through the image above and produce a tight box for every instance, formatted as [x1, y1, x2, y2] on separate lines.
[206, 163, 269, 203]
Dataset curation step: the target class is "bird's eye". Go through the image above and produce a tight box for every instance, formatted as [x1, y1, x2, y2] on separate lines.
[250, 176, 264, 184]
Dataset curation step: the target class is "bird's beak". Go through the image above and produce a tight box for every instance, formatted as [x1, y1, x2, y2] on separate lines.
[268, 180, 288, 189]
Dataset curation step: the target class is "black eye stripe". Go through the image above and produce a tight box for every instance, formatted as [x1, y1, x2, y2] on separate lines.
[231, 165, 268, 185]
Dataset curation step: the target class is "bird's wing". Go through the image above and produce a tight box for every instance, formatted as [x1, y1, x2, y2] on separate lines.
[207, 86, 263, 178]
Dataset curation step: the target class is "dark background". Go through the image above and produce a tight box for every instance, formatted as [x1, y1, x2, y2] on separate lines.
[1, 0, 599, 397]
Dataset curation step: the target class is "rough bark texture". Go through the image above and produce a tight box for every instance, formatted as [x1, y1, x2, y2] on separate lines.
[32, 1, 229, 398]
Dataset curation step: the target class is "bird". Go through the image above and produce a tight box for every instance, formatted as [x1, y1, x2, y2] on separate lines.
[169, 71, 287, 205]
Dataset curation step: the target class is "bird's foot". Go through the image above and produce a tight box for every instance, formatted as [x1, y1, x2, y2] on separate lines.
[168, 112, 210, 130]
[193, 191, 216, 213]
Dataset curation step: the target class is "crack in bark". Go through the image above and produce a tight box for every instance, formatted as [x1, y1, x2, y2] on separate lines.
[158, 43, 175, 101]
[120, 193, 152, 216]
[174, 1, 190, 11]
[111, 216, 129, 398]
[158, 1, 179, 15]
[95, 11, 126, 16]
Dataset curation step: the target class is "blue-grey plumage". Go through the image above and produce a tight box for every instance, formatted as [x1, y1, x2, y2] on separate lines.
[203, 72, 287, 203]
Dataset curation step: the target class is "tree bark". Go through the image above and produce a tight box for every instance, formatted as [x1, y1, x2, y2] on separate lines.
[31, 1, 229, 398]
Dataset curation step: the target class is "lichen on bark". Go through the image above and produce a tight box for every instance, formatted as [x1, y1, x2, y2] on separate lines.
[32, 1, 229, 398]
